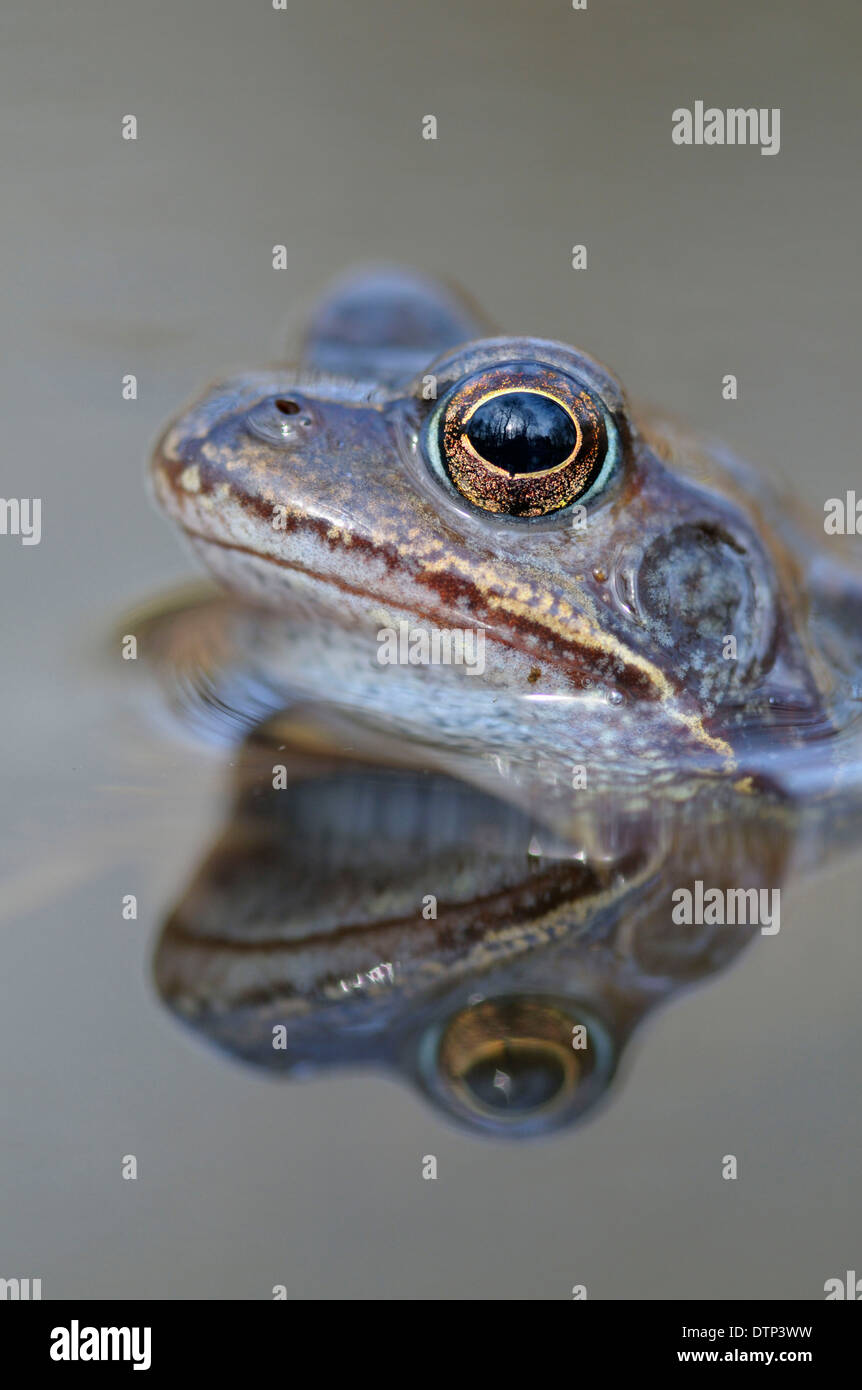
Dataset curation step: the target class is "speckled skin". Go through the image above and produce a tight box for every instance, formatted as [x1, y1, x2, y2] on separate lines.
[146, 267, 862, 800]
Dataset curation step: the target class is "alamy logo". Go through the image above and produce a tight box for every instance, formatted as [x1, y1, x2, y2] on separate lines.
[377, 620, 485, 675]
[50, 1321, 152, 1371]
[824, 1270, 862, 1299]
[824, 492, 862, 534]
[671, 881, 780, 934]
[0, 1276, 41, 1299]
[672, 102, 780, 156]
[0, 497, 41, 545]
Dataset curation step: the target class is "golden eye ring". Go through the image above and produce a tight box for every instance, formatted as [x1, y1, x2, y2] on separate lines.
[435, 362, 610, 517]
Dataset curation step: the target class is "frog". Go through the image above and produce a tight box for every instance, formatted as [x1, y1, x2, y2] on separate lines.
[137, 265, 862, 819]
[129, 268, 862, 1136]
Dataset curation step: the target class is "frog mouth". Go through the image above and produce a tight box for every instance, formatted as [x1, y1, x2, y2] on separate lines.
[133, 564, 735, 813]
[154, 445, 680, 712]
[181, 523, 667, 698]
[153, 476, 735, 776]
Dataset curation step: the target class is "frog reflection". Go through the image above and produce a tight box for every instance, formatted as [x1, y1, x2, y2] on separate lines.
[153, 713, 794, 1138]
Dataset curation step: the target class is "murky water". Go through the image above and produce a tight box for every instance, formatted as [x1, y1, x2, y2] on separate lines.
[2, 0, 861, 1299]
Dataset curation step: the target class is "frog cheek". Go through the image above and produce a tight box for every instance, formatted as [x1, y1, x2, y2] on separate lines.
[410, 995, 617, 1137]
[634, 523, 777, 703]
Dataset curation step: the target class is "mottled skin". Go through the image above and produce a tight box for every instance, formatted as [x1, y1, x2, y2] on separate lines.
[147, 267, 862, 803]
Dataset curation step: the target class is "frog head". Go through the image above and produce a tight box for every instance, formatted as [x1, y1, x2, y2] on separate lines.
[149, 268, 858, 789]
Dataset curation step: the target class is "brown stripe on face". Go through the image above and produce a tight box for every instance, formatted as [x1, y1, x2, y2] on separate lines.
[173, 518, 666, 701]
[155, 834, 650, 1018]
[151, 386, 666, 703]
[411, 563, 664, 699]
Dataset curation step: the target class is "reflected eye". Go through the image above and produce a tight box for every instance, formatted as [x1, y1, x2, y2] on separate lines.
[413, 994, 618, 1137]
[425, 362, 617, 518]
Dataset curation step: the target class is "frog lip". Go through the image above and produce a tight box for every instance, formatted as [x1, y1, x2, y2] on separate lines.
[152, 440, 736, 769]
[154, 473, 667, 699]
[180, 520, 673, 700]
[177, 535, 737, 775]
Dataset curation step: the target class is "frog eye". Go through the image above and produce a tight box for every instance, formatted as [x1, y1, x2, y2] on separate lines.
[424, 362, 618, 518]
[413, 995, 617, 1137]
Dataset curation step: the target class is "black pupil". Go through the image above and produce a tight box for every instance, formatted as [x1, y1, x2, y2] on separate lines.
[465, 391, 577, 475]
[463, 1046, 567, 1113]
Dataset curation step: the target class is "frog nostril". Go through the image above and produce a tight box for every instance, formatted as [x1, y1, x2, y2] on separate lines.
[246, 395, 316, 445]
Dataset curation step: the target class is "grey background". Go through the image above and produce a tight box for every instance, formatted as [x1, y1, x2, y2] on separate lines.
[1, 0, 860, 1299]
